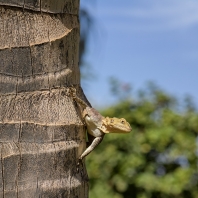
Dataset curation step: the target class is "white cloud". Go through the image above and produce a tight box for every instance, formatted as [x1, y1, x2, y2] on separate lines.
[99, 0, 198, 31]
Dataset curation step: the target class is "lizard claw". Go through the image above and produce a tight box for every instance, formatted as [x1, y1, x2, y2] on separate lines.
[68, 87, 77, 98]
[77, 157, 83, 172]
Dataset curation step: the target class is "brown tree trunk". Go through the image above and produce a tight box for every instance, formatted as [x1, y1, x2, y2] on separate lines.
[0, 0, 88, 197]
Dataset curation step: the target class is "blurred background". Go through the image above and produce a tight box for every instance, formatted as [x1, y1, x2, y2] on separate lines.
[79, 0, 198, 198]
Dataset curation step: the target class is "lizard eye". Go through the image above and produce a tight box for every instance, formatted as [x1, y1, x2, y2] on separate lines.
[121, 120, 125, 124]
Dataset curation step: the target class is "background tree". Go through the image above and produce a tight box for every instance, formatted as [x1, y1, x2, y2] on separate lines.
[79, 3, 96, 82]
[86, 80, 198, 198]
[0, 1, 88, 197]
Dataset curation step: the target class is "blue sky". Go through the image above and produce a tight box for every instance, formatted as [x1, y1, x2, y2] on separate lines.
[80, 0, 198, 108]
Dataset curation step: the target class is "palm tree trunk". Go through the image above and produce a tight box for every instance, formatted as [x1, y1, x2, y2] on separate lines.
[0, 1, 88, 197]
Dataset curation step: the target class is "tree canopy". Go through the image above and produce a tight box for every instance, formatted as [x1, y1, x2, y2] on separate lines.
[86, 83, 198, 198]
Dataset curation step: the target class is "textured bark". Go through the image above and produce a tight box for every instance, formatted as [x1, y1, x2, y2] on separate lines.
[0, 0, 88, 197]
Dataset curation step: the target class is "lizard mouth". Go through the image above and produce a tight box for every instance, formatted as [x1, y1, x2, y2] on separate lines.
[109, 124, 132, 133]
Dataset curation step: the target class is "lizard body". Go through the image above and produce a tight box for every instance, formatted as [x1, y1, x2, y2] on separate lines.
[69, 87, 132, 161]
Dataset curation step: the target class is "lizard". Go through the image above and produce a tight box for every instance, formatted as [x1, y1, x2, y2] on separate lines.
[68, 87, 132, 162]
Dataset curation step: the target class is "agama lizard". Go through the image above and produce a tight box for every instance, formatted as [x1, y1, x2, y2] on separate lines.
[69, 87, 132, 162]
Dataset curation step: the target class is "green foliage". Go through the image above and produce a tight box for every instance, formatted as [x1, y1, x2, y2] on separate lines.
[86, 85, 198, 198]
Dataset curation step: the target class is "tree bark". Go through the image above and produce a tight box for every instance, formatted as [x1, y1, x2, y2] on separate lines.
[0, 0, 88, 197]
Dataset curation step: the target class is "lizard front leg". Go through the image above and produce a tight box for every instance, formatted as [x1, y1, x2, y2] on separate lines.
[79, 135, 104, 161]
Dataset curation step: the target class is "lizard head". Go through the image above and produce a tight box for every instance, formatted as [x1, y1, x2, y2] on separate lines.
[101, 117, 132, 133]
